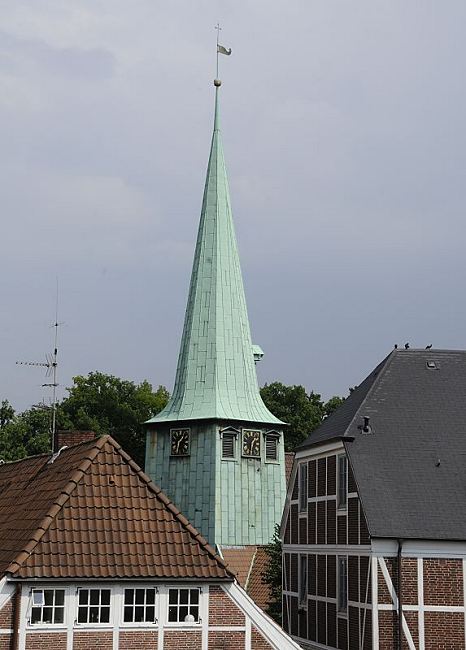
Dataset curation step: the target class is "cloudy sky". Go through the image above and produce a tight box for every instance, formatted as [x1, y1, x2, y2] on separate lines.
[1, 1, 465, 411]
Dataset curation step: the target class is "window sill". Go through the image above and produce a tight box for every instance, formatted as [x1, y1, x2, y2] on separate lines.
[27, 625, 67, 631]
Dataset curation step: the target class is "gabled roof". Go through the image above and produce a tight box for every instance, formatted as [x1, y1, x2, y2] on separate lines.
[298, 349, 466, 541]
[148, 86, 282, 426]
[0, 436, 232, 580]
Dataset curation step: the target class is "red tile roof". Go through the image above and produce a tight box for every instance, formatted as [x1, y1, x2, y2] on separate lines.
[247, 546, 272, 611]
[221, 547, 257, 588]
[285, 452, 295, 486]
[0, 436, 232, 581]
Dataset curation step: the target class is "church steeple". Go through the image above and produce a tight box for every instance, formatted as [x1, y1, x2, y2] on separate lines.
[149, 83, 282, 426]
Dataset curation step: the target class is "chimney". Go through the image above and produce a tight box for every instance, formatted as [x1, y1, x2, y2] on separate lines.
[54, 430, 97, 452]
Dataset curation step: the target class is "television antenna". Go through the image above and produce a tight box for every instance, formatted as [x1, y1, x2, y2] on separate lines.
[16, 283, 62, 451]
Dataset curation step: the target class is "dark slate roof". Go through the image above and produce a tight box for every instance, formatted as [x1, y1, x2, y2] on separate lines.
[298, 349, 466, 541]
[0, 436, 232, 580]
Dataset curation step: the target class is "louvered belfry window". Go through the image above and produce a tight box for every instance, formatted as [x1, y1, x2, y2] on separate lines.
[222, 432, 236, 458]
[265, 436, 278, 461]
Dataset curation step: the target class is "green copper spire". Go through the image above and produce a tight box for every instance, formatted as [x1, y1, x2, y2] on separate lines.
[149, 85, 282, 425]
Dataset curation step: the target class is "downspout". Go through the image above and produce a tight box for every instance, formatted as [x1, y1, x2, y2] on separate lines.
[397, 540, 403, 650]
[10, 583, 21, 650]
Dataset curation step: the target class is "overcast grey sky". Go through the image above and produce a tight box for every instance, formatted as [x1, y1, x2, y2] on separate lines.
[1, 1, 465, 411]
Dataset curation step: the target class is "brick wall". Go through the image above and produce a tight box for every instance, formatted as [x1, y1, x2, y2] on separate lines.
[424, 558, 463, 606]
[26, 633, 67, 649]
[73, 631, 113, 648]
[164, 631, 203, 649]
[0, 636, 11, 650]
[209, 585, 245, 625]
[251, 625, 274, 649]
[208, 630, 244, 649]
[119, 630, 158, 649]
[0, 592, 14, 628]
[424, 612, 464, 650]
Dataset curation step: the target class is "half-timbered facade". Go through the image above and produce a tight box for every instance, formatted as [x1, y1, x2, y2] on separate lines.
[0, 434, 299, 650]
[282, 348, 466, 650]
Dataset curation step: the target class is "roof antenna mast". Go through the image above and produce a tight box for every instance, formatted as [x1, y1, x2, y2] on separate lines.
[16, 279, 62, 452]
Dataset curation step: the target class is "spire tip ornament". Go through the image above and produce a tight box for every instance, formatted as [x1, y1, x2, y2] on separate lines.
[214, 79, 222, 87]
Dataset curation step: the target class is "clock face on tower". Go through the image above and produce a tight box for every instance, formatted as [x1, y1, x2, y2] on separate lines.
[170, 429, 190, 456]
[242, 430, 261, 458]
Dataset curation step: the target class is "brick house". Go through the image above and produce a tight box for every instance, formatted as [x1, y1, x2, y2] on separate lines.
[0, 434, 299, 649]
[282, 348, 466, 650]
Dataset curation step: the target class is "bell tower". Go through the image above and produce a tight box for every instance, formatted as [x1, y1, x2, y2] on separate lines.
[145, 77, 286, 548]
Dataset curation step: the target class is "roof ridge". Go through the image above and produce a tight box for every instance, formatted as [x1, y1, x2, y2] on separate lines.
[105, 436, 234, 579]
[6, 436, 108, 575]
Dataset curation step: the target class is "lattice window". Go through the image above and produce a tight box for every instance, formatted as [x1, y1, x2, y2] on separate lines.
[30, 589, 65, 625]
[168, 588, 200, 623]
[299, 462, 308, 512]
[338, 556, 348, 613]
[123, 588, 157, 624]
[337, 454, 348, 509]
[77, 589, 111, 624]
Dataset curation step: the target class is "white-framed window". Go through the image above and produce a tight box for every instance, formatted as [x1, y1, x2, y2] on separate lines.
[29, 588, 65, 625]
[123, 588, 157, 624]
[264, 431, 280, 462]
[338, 556, 348, 614]
[299, 462, 308, 512]
[168, 588, 200, 624]
[337, 454, 347, 510]
[77, 588, 111, 624]
[299, 555, 308, 608]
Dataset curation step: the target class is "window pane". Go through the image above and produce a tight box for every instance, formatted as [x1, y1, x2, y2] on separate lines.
[146, 606, 155, 622]
[124, 606, 133, 622]
[146, 589, 155, 605]
[44, 591, 54, 606]
[100, 607, 110, 624]
[189, 589, 199, 604]
[79, 590, 88, 605]
[31, 608, 41, 624]
[77, 607, 87, 624]
[55, 590, 65, 606]
[168, 590, 178, 605]
[101, 590, 111, 606]
[32, 591, 44, 607]
[135, 589, 145, 605]
[54, 607, 64, 624]
[89, 607, 99, 623]
[124, 589, 134, 605]
[179, 606, 188, 621]
[134, 606, 144, 622]
[168, 606, 178, 622]
[179, 589, 189, 604]
[189, 606, 199, 621]
[90, 590, 99, 605]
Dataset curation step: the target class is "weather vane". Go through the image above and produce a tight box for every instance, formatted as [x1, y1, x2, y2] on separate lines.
[214, 22, 231, 85]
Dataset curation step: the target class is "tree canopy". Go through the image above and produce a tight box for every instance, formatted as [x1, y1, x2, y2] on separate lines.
[0, 376, 345, 463]
[0, 374, 169, 466]
[260, 382, 345, 451]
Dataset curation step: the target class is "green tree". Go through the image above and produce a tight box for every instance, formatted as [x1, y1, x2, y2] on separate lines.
[60, 372, 169, 466]
[324, 395, 345, 417]
[260, 382, 345, 451]
[0, 400, 15, 427]
[262, 524, 282, 624]
[0, 406, 52, 461]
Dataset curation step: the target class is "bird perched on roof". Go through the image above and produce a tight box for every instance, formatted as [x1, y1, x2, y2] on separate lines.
[404, 343, 410, 350]
[394, 344, 398, 349]
[425, 344, 432, 349]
